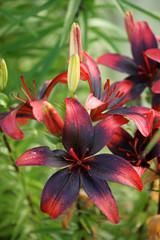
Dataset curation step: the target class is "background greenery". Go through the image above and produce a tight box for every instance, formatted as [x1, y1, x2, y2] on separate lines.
[0, 0, 160, 239]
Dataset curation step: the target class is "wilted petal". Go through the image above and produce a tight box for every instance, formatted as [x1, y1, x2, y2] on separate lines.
[131, 21, 157, 66]
[97, 53, 138, 75]
[89, 116, 129, 156]
[152, 80, 160, 93]
[145, 48, 160, 63]
[81, 171, 119, 224]
[83, 51, 101, 99]
[41, 167, 80, 219]
[62, 98, 94, 158]
[16, 147, 70, 167]
[106, 106, 149, 137]
[87, 154, 143, 191]
[0, 108, 25, 140]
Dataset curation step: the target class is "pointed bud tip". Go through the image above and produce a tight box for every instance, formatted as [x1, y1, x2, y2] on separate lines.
[0, 58, 8, 90]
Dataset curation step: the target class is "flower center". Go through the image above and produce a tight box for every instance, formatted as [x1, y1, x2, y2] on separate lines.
[101, 79, 124, 107]
[138, 53, 158, 80]
[65, 148, 91, 170]
[11, 75, 37, 103]
[118, 138, 142, 166]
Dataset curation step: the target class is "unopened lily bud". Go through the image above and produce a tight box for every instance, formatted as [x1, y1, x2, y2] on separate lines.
[43, 101, 64, 137]
[67, 54, 80, 97]
[125, 11, 135, 42]
[0, 59, 8, 91]
[69, 23, 82, 61]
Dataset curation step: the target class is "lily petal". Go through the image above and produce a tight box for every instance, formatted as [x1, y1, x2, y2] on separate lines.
[81, 171, 119, 224]
[62, 98, 94, 158]
[152, 80, 160, 94]
[89, 116, 129, 156]
[40, 72, 68, 99]
[106, 106, 149, 137]
[145, 48, 160, 63]
[0, 108, 25, 140]
[87, 154, 143, 191]
[83, 51, 101, 99]
[16, 147, 70, 167]
[41, 167, 80, 219]
[86, 93, 105, 109]
[97, 53, 138, 75]
[30, 100, 44, 122]
[131, 21, 157, 66]
[152, 93, 160, 111]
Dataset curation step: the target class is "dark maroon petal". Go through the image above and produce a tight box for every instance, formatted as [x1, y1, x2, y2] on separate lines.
[106, 106, 149, 137]
[40, 167, 80, 219]
[87, 154, 143, 191]
[152, 80, 160, 94]
[62, 98, 94, 158]
[83, 51, 101, 99]
[146, 142, 160, 161]
[152, 93, 160, 111]
[16, 147, 70, 167]
[0, 108, 25, 140]
[40, 72, 68, 99]
[97, 53, 138, 75]
[107, 128, 134, 160]
[30, 100, 44, 122]
[121, 75, 147, 102]
[88, 116, 129, 156]
[81, 171, 119, 224]
[131, 21, 157, 66]
[145, 49, 160, 63]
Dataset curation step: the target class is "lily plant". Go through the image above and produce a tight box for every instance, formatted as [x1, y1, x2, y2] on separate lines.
[16, 98, 143, 224]
[97, 12, 160, 111]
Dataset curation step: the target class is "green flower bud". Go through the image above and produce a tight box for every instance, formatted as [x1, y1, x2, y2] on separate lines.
[0, 59, 8, 91]
[67, 54, 80, 97]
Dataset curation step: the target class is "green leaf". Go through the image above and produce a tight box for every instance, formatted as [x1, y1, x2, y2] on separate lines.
[121, 0, 160, 21]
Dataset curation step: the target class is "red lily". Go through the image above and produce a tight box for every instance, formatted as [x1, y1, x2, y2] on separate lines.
[107, 110, 160, 177]
[0, 73, 67, 140]
[97, 12, 160, 110]
[16, 98, 143, 224]
[83, 51, 150, 137]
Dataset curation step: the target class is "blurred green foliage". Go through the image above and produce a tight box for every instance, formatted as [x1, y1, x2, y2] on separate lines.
[0, 0, 160, 239]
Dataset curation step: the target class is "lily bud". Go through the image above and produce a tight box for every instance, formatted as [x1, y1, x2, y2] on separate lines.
[0, 59, 8, 91]
[43, 101, 64, 137]
[69, 23, 82, 61]
[67, 54, 80, 97]
[125, 11, 135, 42]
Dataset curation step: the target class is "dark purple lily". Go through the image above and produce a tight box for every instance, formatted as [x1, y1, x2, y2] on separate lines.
[83, 51, 150, 137]
[16, 98, 143, 224]
[0, 73, 67, 140]
[107, 110, 160, 177]
[97, 12, 160, 110]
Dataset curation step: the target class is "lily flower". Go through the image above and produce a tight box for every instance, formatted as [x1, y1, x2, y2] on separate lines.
[0, 73, 67, 140]
[97, 11, 160, 110]
[107, 110, 160, 177]
[16, 98, 143, 224]
[84, 51, 150, 137]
